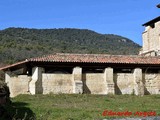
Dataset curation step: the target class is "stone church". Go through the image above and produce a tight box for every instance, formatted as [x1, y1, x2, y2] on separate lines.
[1, 16, 160, 97]
[140, 16, 160, 56]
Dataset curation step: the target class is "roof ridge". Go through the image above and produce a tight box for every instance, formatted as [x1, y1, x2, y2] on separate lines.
[55, 53, 138, 57]
[27, 53, 160, 61]
[26, 53, 160, 61]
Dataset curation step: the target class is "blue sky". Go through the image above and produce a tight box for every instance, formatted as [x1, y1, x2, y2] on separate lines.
[0, 0, 160, 45]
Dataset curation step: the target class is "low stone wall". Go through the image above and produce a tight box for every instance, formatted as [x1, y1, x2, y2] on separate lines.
[114, 73, 134, 94]
[8, 75, 31, 97]
[144, 73, 160, 94]
[82, 73, 106, 94]
[42, 74, 73, 94]
[5, 66, 160, 97]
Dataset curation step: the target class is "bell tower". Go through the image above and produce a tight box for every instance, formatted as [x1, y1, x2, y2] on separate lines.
[139, 4, 160, 56]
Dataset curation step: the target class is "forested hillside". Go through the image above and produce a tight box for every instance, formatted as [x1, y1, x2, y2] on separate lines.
[0, 27, 141, 64]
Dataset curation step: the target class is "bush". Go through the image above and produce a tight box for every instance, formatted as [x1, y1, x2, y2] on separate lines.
[0, 81, 12, 119]
[0, 71, 4, 81]
[0, 81, 10, 104]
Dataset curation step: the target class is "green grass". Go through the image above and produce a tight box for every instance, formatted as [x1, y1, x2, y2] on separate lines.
[3, 94, 160, 120]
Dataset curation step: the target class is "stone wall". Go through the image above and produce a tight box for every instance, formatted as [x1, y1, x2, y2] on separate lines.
[142, 31, 149, 52]
[144, 73, 160, 94]
[82, 73, 106, 94]
[5, 74, 31, 97]
[29, 67, 44, 94]
[73, 67, 83, 94]
[133, 68, 144, 96]
[114, 73, 134, 94]
[5, 66, 160, 97]
[42, 74, 73, 94]
[104, 68, 114, 94]
[142, 21, 160, 55]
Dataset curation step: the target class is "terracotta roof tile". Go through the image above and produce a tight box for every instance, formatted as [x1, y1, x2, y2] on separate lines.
[1, 53, 160, 71]
[0, 60, 28, 71]
[28, 53, 160, 64]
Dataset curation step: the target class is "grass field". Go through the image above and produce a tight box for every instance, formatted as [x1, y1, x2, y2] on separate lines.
[3, 94, 160, 120]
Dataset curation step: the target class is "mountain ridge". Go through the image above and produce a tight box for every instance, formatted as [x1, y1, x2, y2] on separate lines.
[0, 27, 141, 64]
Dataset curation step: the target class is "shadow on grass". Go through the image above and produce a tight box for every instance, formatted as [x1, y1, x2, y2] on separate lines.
[1, 102, 36, 120]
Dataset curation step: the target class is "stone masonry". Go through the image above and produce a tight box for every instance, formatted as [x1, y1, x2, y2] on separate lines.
[5, 66, 158, 97]
[140, 17, 160, 56]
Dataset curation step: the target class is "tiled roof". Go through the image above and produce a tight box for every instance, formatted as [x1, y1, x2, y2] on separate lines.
[1, 53, 160, 71]
[28, 53, 160, 64]
[0, 60, 28, 71]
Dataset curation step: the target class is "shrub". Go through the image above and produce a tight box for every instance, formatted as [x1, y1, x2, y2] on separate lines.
[0, 80, 10, 104]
